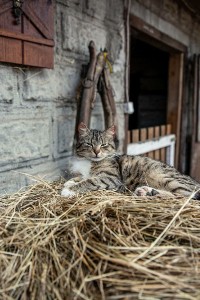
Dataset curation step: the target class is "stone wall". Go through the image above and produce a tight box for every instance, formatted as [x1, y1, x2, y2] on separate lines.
[0, 0, 125, 194]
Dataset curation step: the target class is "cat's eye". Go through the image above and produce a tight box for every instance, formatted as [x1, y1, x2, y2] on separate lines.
[85, 143, 92, 147]
[101, 143, 108, 147]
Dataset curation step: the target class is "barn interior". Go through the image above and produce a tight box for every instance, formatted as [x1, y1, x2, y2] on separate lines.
[129, 34, 169, 130]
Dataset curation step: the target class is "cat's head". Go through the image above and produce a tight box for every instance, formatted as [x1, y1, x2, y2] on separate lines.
[76, 122, 118, 161]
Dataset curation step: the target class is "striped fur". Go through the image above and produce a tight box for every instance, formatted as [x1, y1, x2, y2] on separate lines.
[61, 123, 200, 199]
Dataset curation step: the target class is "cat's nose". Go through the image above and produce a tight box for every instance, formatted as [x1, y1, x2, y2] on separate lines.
[93, 147, 101, 156]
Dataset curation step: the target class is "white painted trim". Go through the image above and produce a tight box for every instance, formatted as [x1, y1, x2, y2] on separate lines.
[127, 134, 176, 166]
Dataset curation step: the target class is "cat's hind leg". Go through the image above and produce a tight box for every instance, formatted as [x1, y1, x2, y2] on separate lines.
[134, 186, 174, 197]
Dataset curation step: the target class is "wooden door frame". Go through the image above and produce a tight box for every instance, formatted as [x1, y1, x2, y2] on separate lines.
[128, 15, 187, 168]
[167, 53, 184, 167]
[190, 54, 200, 181]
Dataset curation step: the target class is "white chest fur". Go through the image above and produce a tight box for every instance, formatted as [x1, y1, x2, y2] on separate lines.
[70, 158, 92, 179]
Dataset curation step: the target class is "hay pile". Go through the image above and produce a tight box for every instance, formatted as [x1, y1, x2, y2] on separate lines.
[0, 180, 200, 300]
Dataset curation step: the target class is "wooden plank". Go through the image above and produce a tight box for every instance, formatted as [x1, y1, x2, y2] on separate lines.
[23, 42, 54, 68]
[154, 126, 160, 160]
[154, 126, 160, 138]
[0, 29, 54, 46]
[132, 129, 139, 143]
[140, 128, 147, 158]
[190, 55, 200, 181]
[0, 2, 12, 16]
[140, 128, 147, 141]
[0, 1, 21, 33]
[160, 125, 166, 162]
[0, 37, 22, 64]
[197, 54, 200, 142]
[147, 127, 154, 139]
[160, 125, 166, 137]
[166, 124, 171, 134]
[167, 53, 184, 167]
[0, 0, 23, 64]
[190, 144, 200, 181]
[22, 2, 53, 39]
[147, 126, 154, 158]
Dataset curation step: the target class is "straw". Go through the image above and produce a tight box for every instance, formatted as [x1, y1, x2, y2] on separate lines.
[0, 180, 200, 299]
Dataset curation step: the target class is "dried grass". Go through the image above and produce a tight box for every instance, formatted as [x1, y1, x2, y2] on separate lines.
[0, 179, 200, 300]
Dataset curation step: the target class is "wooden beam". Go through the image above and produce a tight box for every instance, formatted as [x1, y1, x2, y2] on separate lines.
[167, 53, 184, 167]
[197, 55, 200, 142]
[130, 15, 187, 53]
[0, 29, 54, 46]
[190, 55, 200, 181]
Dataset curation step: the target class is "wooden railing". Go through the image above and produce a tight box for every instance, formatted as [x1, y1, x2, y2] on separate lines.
[127, 124, 176, 166]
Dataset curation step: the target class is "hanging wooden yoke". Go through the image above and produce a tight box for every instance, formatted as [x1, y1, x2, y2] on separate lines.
[74, 40, 117, 141]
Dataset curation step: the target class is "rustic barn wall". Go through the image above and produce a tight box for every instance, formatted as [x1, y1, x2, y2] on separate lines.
[1, 0, 200, 194]
[132, 0, 200, 53]
[0, 0, 126, 194]
[131, 0, 200, 173]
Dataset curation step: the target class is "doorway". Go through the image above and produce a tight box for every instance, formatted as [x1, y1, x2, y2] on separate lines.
[129, 38, 169, 130]
[128, 16, 186, 168]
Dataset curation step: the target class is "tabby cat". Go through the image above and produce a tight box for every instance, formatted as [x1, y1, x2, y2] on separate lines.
[61, 123, 200, 200]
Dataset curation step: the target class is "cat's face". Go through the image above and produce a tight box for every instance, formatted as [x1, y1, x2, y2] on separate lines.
[76, 122, 117, 161]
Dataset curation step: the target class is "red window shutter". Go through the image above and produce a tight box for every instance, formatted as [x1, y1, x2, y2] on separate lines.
[0, 0, 54, 69]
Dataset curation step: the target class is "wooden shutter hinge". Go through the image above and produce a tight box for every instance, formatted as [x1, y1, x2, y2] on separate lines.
[13, 0, 23, 25]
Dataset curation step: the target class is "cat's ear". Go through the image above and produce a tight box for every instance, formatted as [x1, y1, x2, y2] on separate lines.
[78, 122, 90, 136]
[106, 125, 116, 137]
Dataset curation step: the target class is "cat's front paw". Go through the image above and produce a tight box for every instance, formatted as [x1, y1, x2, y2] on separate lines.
[135, 186, 159, 196]
[61, 187, 76, 198]
[63, 177, 82, 189]
[64, 179, 77, 188]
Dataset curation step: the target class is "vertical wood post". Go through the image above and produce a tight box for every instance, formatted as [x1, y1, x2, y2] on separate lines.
[167, 53, 184, 167]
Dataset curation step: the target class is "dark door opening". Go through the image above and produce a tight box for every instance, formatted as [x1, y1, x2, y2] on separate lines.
[129, 38, 169, 130]
[128, 16, 185, 169]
